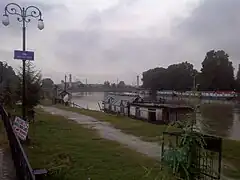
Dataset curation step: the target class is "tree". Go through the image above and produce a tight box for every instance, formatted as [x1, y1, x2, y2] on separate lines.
[142, 67, 167, 90]
[41, 78, 54, 99]
[118, 81, 125, 88]
[103, 81, 110, 88]
[199, 50, 235, 91]
[111, 83, 116, 89]
[0, 61, 18, 106]
[42, 78, 54, 89]
[166, 62, 197, 91]
[142, 62, 197, 91]
[16, 62, 42, 110]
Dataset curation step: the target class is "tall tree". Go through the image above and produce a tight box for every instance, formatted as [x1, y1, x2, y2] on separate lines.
[200, 50, 235, 91]
[16, 62, 42, 110]
[0, 61, 18, 106]
[42, 78, 54, 89]
[166, 62, 197, 91]
[103, 81, 110, 88]
[41, 78, 54, 99]
[142, 62, 197, 91]
[142, 67, 167, 90]
[118, 81, 125, 88]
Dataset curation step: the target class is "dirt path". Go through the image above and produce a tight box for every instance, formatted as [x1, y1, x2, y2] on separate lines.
[41, 106, 162, 159]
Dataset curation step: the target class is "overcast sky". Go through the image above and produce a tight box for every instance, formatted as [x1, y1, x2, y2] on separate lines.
[1, 0, 240, 85]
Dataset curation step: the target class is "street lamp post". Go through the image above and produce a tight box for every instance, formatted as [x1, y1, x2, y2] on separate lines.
[2, 3, 44, 120]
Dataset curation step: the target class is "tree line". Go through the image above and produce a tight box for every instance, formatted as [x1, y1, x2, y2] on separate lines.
[142, 50, 239, 91]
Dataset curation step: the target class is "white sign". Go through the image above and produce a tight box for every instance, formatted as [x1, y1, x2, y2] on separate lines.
[12, 117, 29, 141]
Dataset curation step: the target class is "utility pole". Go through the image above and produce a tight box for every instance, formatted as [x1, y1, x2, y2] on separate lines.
[2, 3, 44, 120]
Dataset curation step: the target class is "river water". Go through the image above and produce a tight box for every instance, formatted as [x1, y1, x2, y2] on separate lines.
[71, 92, 240, 140]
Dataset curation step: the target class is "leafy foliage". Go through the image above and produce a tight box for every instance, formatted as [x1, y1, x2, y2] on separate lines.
[103, 81, 110, 88]
[117, 81, 125, 88]
[41, 78, 54, 89]
[41, 78, 54, 99]
[0, 61, 19, 107]
[163, 117, 207, 180]
[16, 61, 42, 110]
[142, 50, 236, 91]
[199, 50, 235, 91]
[142, 62, 197, 91]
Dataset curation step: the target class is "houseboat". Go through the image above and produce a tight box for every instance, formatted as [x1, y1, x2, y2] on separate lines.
[157, 90, 237, 100]
[102, 93, 193, 124]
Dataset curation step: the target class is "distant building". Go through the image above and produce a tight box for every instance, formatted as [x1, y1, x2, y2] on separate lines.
[71, 81, 84, 88]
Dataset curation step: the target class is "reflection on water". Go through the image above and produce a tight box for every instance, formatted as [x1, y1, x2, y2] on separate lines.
[71, 92, 240, 140]
[71, 92, 104, 110]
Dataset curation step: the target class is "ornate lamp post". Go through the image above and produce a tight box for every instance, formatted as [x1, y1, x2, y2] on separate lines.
[2, 3, 44, 120]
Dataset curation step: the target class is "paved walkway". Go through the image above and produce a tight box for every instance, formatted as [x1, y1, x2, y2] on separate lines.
[41, 106, 162, 160]
[0, 148, 16, 180]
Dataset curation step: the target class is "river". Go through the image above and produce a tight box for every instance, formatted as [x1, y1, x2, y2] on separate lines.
[71, 92, 240, 140]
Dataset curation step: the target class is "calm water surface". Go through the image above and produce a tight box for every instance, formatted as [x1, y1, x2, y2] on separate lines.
[71, 92, 240, 140]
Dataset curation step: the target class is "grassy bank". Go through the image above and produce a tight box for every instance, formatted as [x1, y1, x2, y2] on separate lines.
[54, 104, 240, 179]
[55, 104, 177, 143]
[25, 109, 173, 180]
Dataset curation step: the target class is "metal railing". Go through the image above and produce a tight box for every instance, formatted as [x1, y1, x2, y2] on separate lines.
[161, 131, 222, 180]
[0, 105, 35, 180]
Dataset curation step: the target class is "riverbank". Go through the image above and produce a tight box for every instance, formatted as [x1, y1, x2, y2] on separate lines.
[25, 108, 173, 180]
[54, 104, 240, 179]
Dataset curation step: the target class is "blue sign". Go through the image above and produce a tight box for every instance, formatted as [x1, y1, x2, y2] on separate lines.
[14, 50, 34, 61]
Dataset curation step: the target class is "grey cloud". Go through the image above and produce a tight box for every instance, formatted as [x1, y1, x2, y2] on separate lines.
[55, 29, 182, 75]
[3, 0, 240, 83]
[0, 0, 66, 81]
[174, 0, 240, 64]
[55, 0, 240, 83]
[82, 0, 140, 30]
[0, 1, 66, 33]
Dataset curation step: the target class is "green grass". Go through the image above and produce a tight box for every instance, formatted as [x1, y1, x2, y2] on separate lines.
[25, 109, 174, 180]
[54, 104, 240, 179]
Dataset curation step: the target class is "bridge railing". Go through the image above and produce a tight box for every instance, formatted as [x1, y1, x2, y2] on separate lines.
[0, 106, 35, 180]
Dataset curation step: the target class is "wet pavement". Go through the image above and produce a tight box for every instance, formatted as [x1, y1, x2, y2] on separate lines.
[0, 148, 16, 180]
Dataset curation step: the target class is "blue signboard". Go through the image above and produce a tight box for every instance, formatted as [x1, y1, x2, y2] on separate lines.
[14, 50, 34, 61]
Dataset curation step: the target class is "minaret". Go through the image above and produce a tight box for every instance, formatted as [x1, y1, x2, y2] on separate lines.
[69, 74, 72, 88]
[137, 75, 139, 88]
[64, 74, 67, 91]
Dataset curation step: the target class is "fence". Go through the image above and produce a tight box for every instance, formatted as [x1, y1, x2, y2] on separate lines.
[161, 131, 222, 180]
[0, 105, 35, 180]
